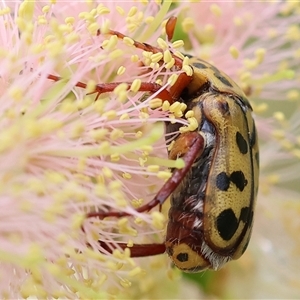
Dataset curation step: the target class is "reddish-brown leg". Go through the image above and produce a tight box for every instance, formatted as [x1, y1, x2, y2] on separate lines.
[99, 241, 166, 257]
[87, 131, 204, 218]
[47, 74, 175, 103]
[93, 132, 205, 257]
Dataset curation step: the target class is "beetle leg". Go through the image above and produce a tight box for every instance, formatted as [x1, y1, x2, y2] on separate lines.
[87, 131, 205, 219]
[99, 241, 166, 257]
[47, 74, 175, 103]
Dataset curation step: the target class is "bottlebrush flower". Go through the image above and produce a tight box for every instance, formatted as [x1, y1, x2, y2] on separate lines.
[180, 2, 300, 298]
[0, 1, 193, 298]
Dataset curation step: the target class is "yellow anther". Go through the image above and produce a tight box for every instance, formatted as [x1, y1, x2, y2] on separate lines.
[151, 52, 163, 63]
[210, 4, 222, 17]
[123, 36, 134, 46]
[172, 40, 184, 49]
[149, 98, 163, 109]
[157, 37, 168, 50]
[229, 46, 239, 59]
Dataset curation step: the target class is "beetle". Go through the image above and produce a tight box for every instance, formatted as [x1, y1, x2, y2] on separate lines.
[50, 17, 259, 272]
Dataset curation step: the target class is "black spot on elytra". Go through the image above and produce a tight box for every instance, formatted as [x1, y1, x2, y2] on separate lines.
[216, 171, 248, 192]
[230, 171, 248, 191]
[214, 72, 234, 87]
[236, 131, 248, 154]
[216, 172, 230, 191]
[177, 252, 189, 262]
[192, 62, 209, 69]
[216, 208, 238, 241]
[240, 206, 251, 223]
[216, 207, 252, 241]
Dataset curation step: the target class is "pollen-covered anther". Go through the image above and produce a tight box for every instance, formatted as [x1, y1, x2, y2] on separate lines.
[109, 180, 123, 191]
[157, 37, 168, 50]
[155, 78, 163, 85]
[131, 198, 143, 208]
[110, 153, 120, 162]
[113, 83, 128, 102]
[142, 51, 153, 66]
[127, 5, 138, 17]
[110, 128, 124, 140]
[129, 267, 143, 277]
[120, 113, 130, 120]
[182, 65, 193, 76]
[131, 54, 139, 62]
[287, 89, 300, 101]
[182, 17, 195, 32]
[146, 165, 160, 173]
[174, 51, 185, 60]
[96, 4, 110, 15]
[140, 145, 153, 154]
[150, 62, 159, 70]
[123, 36, 135, 46]
[185, 110, 194, 118]
[117, 66, 126, 75]
[286, 24, 300, 41]
[102, 110, 117, 120]
[272, 129, 285, 140]
[167, 140, 175, 151]
[122, 172, 132, 179]
[165, 58, 175, 69]
[169, 101, 184, 118]
[151, 211, 166, 230]
[187, 117, 199, 131]
[273, 111, 285, 122]
[134, 217, 144, 225]
[106, 260, 123, 271]
[86, 80, 96, 94]
[87, 22, 99, 35]
[229, 46, 239, 59]
[90, 128, 108, 141]
[127, 240, 134, 247]
[163, 49, 173, 63]
[179, 103, 187, 112]
[172, 40, 184, 49]
[102, 167, 113, 178]
[118, 218, 138, 236]
[120, 279, 132, 288]
[149, 98, 163, 109]
[210, 4, 222, 17]
[109, 49, 123, 59]
[240, 71, 252, 82]
[162, 100, 170, 111]
[255, 48, 266, 64]
[167, 74, 179, 86]
[169, 114, 176, 124]
[151, 52, 163, 63]
[139, 111, 149, 120]
[130, 79, 142, 93]
[157, 171, 172, 180]
[101, 35, 118, 51]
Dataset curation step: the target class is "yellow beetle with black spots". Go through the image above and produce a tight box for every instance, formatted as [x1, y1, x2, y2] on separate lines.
[83, 17, 259, 272]
[164, 55, 259, 271]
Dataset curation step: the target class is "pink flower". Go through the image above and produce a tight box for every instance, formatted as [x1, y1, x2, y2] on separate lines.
[0, 1, 193, 298]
